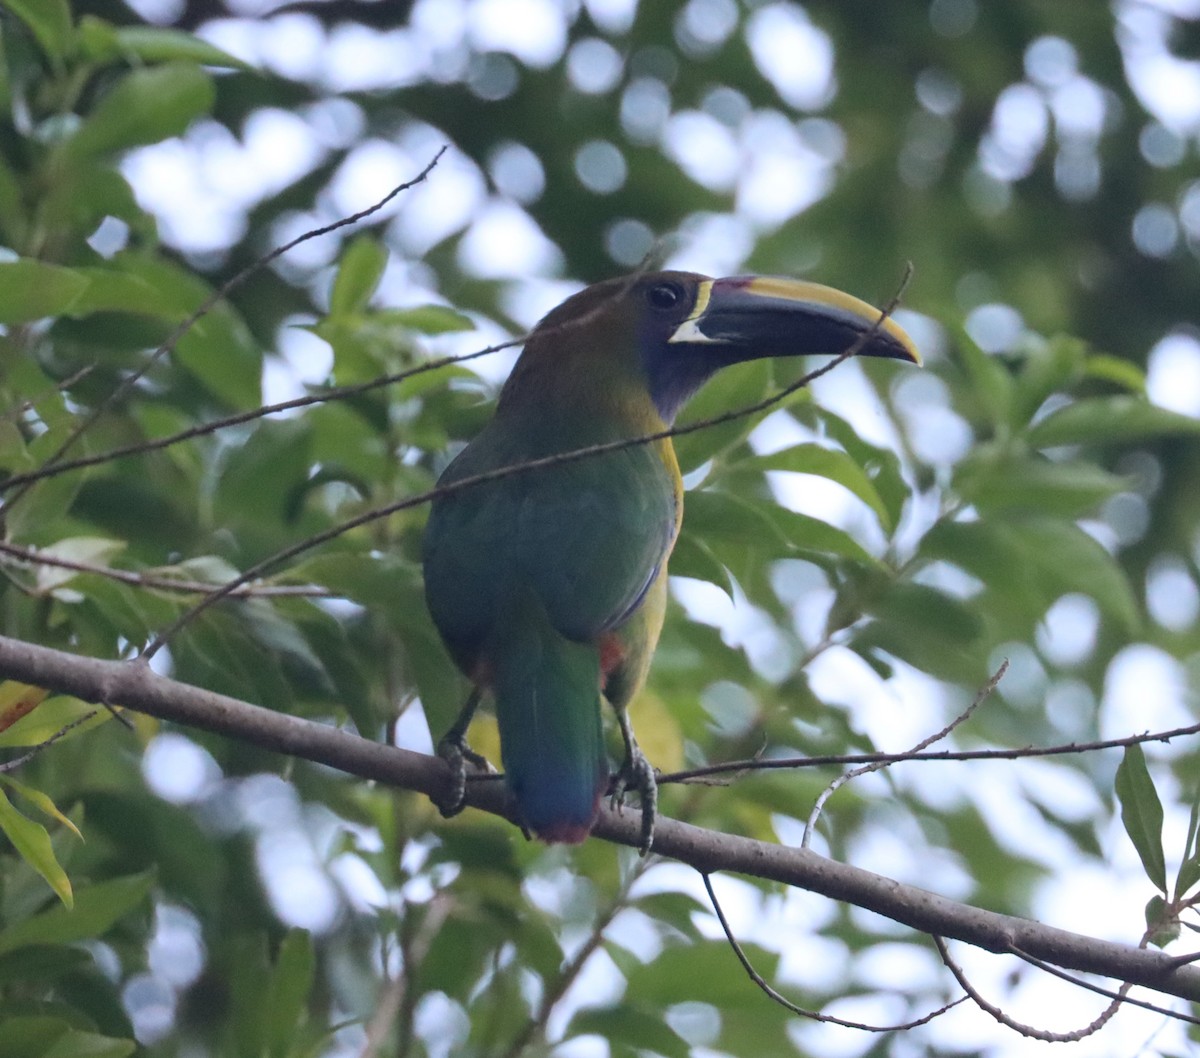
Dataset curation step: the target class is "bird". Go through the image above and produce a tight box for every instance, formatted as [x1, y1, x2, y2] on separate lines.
[422, 271, 919, 852]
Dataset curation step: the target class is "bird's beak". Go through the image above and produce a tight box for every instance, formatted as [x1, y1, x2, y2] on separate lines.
[668, 276, 921, 366]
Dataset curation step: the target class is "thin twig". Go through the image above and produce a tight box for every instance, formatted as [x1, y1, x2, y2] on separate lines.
[702, 872, 964, 1030]
[934, 935, 1122, 1042]
[358, 894, 454, 1058]
[0, 147, 448, 515]
[0, 337, 519, 494]
[658, 720, 1200, 784]
[802, 661, 1008, 848]
[1007, 943, 1200, 1027]
[0, 366, 94, 428]
[0, 708, 106, 772]
[0, 234, 664, 496]
[498, 856, 654, 1058]
[0, 540, 331, 597]
[139, 268, 914, 659]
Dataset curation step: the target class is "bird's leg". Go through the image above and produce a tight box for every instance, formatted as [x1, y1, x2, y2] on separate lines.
[610, 707, 657, 856]
[434, 688, 494, 818]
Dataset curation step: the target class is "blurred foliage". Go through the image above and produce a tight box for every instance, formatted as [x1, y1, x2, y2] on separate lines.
[1, 0, 1200, 1055]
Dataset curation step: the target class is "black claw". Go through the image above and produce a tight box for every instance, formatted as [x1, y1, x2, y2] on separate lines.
[610, 746, 658, 856]
[434, 732, 495, 819]
[435, 735, 469, 818]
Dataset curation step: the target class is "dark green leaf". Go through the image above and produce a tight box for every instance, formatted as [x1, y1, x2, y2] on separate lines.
[740, 442, 892, 530]
[954, 449, 1124, 517]
[0, 870, 154, 954]
[64, 63, 215, 159]
[266, 930, 315, 1058]
[330, 236, 388, 316]
[1144, 894, 1180, 949]
[1026, 396, 1200, 449]
[852, 582, 986, 683]
[668, 532, 735, 600]
[1115, 745, 1166, 894]
[1176, 793, 1200, 899]
[0, 261, 90, 324]
[376, 305, 476, 335]
[567, 1007, 689, 1058]
[673, 359, 772, 473]
[1011, 334, 1085, 428]
[2, 0, 73, 62]
[78, 19, 253, 70]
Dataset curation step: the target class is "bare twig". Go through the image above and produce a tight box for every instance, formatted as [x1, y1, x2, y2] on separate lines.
[1008, 943, 1200, 1026]
[657, 721, 1200, 783]
[0, 540, 331, 598]
[0, 707, 107, 772]
[0, 337, 519, 495]
[802, 661, 1008, 847]
[703, 872, 965, 1031]
[934, 935, 1122, 1042]
[499, 856, 654, 1058]
[359, 894, 454, 1058]
[0, 366, 94, 428]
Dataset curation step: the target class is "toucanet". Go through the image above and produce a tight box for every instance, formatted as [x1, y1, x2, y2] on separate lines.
[422, 271, 920, 851]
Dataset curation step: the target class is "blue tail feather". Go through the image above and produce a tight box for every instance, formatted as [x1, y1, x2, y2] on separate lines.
[492, 592, 608, 843]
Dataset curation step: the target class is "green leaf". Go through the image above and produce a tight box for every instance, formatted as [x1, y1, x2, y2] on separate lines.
[668, 532, 735, 600]
[376, 305, 476, 335]
[0, 260, 90, 324]
[0, 695, 107, 749]
[625, 940, 780, 1007]
[330, 236, 388, 316]
[0, 1017, 134, 1058]
[684, 489, 877, 567]
[0, 870, 154, 954]
[1144, 894, 1180, 949]
[0, 776, 82, 840]
[1011, 334, 1085, 428]
[674, 359, 772, 473]
[1082, 353, 1146, 392]
[0, 788, 73, 907]
[568, 1007, 689, 1058]
[954, 449, 1124, 517]
[33, 536, 125, 596]
[954, 330, 1014, 427]
[852, 582, 986, 683]
[921, 515, 1139, 632]
[1, 0, 73, 63]
[1115, 744, 1166, 894]
[1176, 793, 1200, 900]
[1026, 396, 1200, 449]
[66, 268, 172, 319]
[266, 930, 315, 1058]
[742, 442, 893, 530]
[795, 403, 910, 530]
[77, 17, 253, 70]
[64, 63, 215, 159]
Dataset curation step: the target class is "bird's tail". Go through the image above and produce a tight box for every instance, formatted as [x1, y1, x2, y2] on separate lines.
[492, 590, 608, 843]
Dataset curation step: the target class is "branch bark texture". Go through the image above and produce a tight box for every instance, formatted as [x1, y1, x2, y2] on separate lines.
[2, 633, 1196, 1004]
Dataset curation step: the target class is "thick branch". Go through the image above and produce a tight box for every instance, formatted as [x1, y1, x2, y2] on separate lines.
[1, 632, 1198, 1004]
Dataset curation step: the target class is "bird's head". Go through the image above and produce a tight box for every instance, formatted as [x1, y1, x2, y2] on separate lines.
[502, 270, 920, 423]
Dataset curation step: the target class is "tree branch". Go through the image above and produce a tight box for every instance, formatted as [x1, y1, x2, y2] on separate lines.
[1, 633, 1199, 1005]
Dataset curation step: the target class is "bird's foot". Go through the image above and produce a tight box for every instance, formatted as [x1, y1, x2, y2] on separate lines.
[434, 733, 495, 818]
[610, 747, 658, 856]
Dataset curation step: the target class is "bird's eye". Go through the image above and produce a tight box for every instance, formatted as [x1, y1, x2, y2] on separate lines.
[646, 282, 683, 311]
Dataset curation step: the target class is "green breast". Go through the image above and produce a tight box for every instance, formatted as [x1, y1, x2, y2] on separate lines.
[423, 409, 677, 668]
